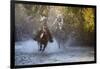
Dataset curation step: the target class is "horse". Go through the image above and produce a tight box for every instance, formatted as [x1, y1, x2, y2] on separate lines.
[33, 26, 53, 52]
[54, 29, 66, 48]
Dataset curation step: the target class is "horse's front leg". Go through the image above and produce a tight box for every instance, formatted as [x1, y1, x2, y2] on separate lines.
[59, 43, 60, 48]
[37, 42, 40, 51]
[39, 44, 42, 51]
[42, 42, 48, 52]
[58, 40, 60, 48]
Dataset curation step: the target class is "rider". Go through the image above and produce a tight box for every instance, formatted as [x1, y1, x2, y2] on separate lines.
[41, 23, 53, 43]
[34, 17, 53, 43]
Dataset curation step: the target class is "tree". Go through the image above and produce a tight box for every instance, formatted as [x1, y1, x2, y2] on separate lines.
[82, 8, 95, 32]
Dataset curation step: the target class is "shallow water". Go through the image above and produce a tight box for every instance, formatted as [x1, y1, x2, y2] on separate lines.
[15, 39, 94, 65]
